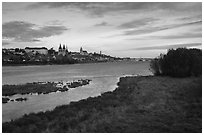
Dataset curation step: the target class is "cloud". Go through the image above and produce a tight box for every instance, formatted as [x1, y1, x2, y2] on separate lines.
[177, 14, 202, 22]
[128, 31, 201, 40]
[46, 20, 65, 25]
[31, 39, 41, 42]
[154, 33, 201, 39]
[133, 43, 201, 51]
[27, 2, 201, 17]
[27, 2, 150, 12]
[94, 22, 109, 27]
[123, 20, 202, 36]
[2, 21, 68, 42]
[2, 41, 10, 46]
[118, 18, 159, 29]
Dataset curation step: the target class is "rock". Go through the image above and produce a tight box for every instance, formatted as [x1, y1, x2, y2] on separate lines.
[15, 97, 27, 102]
[2, 98, 10, 104]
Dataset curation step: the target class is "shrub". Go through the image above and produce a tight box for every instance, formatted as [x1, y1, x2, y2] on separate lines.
[150, 48, 202, 77]
[150, 58, 162, 76]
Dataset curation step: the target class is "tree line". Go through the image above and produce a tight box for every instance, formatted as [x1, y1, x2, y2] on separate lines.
[150, 48, 202, 77]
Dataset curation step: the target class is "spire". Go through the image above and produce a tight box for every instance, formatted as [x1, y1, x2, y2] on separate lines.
[80, 47, 83, 52]
[59, 44, 62, 49]
[63, 44, 65, 50]
[66, 45, 68, 52]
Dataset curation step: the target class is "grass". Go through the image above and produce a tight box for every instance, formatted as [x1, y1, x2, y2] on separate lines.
[2, 76, 202, 133]
[2, 79, 91, 96]
[2, 82, 61, 96]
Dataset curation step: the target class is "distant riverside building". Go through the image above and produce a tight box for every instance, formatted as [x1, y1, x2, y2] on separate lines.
[80, 47, 88, 55]
[58, 44, 68, 56]
[7, 48, 15, 52]
[25, 47, 48, 55]
[48, 47, 56, 55]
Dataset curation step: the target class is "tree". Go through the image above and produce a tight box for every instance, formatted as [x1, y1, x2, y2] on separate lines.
[150, 48, 202, 77]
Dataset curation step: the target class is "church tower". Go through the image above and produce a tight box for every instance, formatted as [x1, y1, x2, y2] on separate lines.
[58, 44, 62, 55]
[66, 45, 68, 53]
[58, 43, 68, 56]
[62, 45, 66, 56]
[80, 47, 83, 53]
[59, 44, 62, 52]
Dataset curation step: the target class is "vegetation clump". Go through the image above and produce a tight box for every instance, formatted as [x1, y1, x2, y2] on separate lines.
[3, 79, 91, 97]
[2, 82, 60, 96]
[2, 98, 10, 104]
[69, 79, 91, 88]
[150, 48, 202, 77]
[15, 98, 27, 102]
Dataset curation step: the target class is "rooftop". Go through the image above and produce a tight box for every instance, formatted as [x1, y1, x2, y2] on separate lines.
[25, 47, 48, 50]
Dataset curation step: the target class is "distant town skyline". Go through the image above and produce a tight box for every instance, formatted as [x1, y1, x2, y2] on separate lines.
[2, 2, 202, 57]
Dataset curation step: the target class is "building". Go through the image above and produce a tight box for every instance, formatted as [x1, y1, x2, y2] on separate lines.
[48, 47, 56, 55]
[25, 47, 48, 55]
[80, 47, 88, 55]
[58, 44, 68, 56]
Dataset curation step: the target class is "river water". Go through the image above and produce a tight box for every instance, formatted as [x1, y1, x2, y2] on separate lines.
[2, 61, 152, 122]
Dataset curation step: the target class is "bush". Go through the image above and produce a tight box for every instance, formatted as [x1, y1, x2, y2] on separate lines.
[150, 58, 161, 76]
[150, 48, 202, 77]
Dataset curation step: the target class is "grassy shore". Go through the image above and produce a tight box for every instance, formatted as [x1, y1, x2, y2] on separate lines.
[3, 79, 91, 97]
[2, 76, 202, 133]
[3, 82, 60, 96]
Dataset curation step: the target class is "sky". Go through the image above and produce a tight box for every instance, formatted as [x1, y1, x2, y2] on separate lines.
[2, 2, 202, 58]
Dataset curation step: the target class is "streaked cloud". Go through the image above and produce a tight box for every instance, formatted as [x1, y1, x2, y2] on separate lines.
[133, 43, 202, 51]
[27, 2, 201, 17]
[27, 2, 151, 14]
[154, 33, 201, 39]
[123, 20, 201, 36]
[46, 20, 65, 26]
[2, 21, 68, 42]
[118, 18, 159, 29]
[94, 22, 109, 27]
[128, 31, 201, 40]
[177, 15, 202, 22]
[2, 41, 10, 46]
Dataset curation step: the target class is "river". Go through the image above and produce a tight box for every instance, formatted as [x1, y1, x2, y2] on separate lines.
[2, 61, 152, 122]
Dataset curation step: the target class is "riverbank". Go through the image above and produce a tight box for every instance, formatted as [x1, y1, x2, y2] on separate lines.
[3, 76, 201, 133]
[2, 60, 125, 67]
